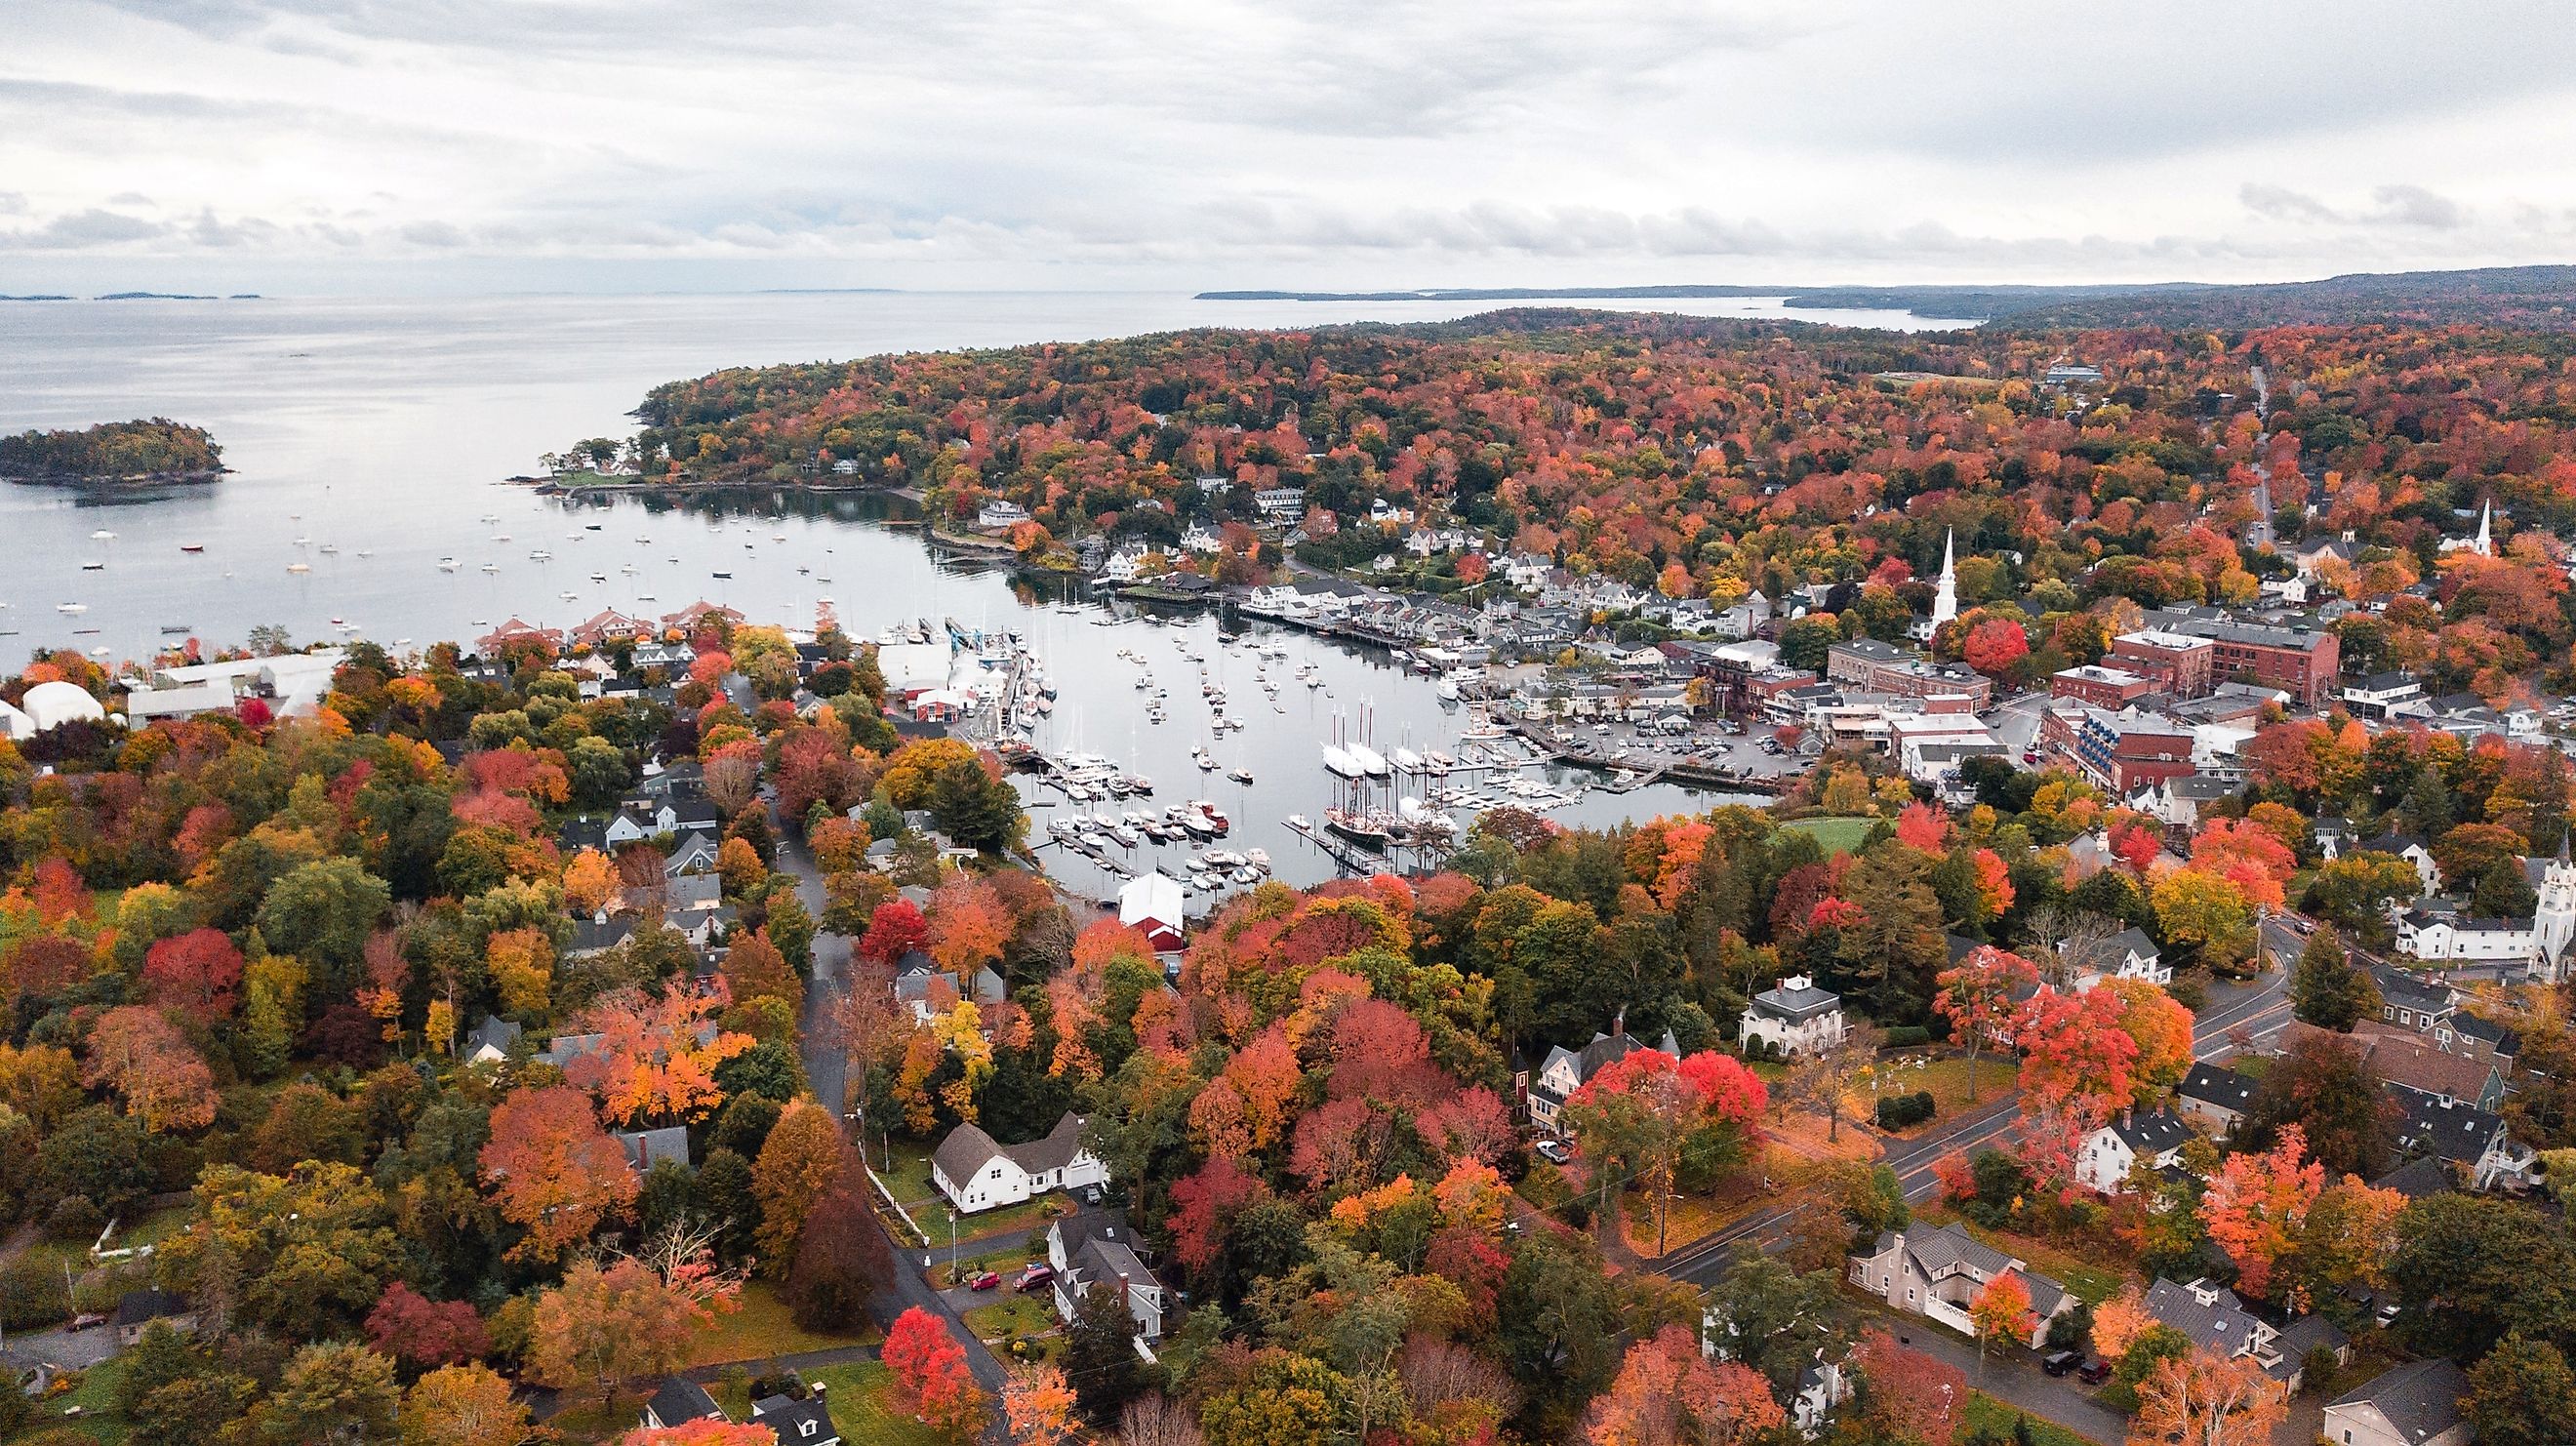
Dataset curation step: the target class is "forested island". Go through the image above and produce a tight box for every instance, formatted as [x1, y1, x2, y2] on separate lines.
[0, 419, 224, 485]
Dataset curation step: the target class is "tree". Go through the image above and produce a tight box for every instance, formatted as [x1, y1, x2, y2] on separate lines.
[255, 856, 392, 978]
[2128, 1349, 2285, 1446]
[2390, 1191, 2576, 1359]
[927, 876, 1011, 977]
[1560, 1048, 1766, 1253]
[2290, 928, 2376, 1030]
[2294, 1175, 2404, 1305]
[487, 926, 556, 1019]
[141, 928, 244, 1023]
[478, 1083, 640, 1263]
[527, 1257, 713, 1407]
[1962, 618, 2031, 679]
[860, 898, 931, 963]
[254, 1341, 400, 1446]
[2244, 1032, 2392, 1178]
[2098, 977, 2196, 1098]
[80, 1004, 218, 1131]
[752, 1100, 850, 1275]
[2198, 1126, 2323, 1304]
[1117, 1395, 1206, 1446]
[156, 1161, 398, 1336]
[722, 927, 802, 1019]
[1934, 945, 2037, 1104]
[560, 985, 753, 1126]
[1002, 1363, 1082, 1446]
[2150, 866, 2257, 971]
[1968, 1271, 2035, 1375]
[622, 1422, 773, 1445]
[2091, 1283, 2154, 1363]
[884, 1306, 988, 1443]
[1698, 1256, 1846, 1401]
[1063, 1276, 1145, 1424]
[1851, 1327, 1965, 1446]
[399, 1363, 532, 1446]
[1587, 1323, 1784, 1446]
[785, 1156, 893, 1330]
[2465, 1333, 2576, 1446]
[2014, 985, 2140, 1122]
[366, 1280, 489, 1367]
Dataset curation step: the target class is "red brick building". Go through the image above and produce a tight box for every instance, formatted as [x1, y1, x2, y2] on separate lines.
[2107, 629, 2216, 700]
[2051, 664, 2157, 708]
[2138, 613, 2338, 706]
[1825, 639, 1992, 709]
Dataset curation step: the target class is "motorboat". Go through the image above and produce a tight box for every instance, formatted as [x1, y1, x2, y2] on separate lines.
[179, 542, 205, 553]
[481, 563, 501, 574]
[55, 603, 87, 614]
[286, 562, 310, 574]
[1227, 768, 1253, 783]
[438, 557, 461, 571]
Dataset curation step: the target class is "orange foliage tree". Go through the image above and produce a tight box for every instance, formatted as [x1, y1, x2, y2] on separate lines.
[560, 985, 753, 1126]
[2198, 1125, 2323, 1304]
[81, 1003, 218, 1131]
[1586, 1323, 1785, 1446]
[478, 1083, 639, 1262]
[2128, 1349, 2285, 1446]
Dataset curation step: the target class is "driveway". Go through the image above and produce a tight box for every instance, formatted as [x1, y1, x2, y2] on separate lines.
[1869, 1313, 2126, 1445]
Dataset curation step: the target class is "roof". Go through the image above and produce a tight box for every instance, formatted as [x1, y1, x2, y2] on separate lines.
[935, 1112, 1093, 1185]
[464, 1016, 524, 1058]
[749, 1393, 838, 1444]
[2386, 1084, 2505, 1165]
[2105, 1108, 2192, 1156]
[2177, 1062, 2257, 1113]
[1053, 1208, 1162, 1301]
[1010, 1112, 1094, 1176]
[617, 1126, 693, 1172]
[646, 1377, 724, 1426]
[2285, 1022, 2495, 1104]
[114, 1288, 191, 1327]
[1749, 980, 1843, 1023]
[2274, 1311, 2348, 1367]
[2369, 1155, 2455, 1201]
[2143, 1278, 2269, 1359]
[2325, 1359, 2468, 1443]
[932, 1121, 1007, 1186]
[2072, 926, 2159, 971]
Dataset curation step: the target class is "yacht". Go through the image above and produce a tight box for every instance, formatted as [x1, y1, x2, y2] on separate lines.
[438, 557, 461, 571]
[179, 542, 205, 553]
[286, 562, 310, 574]
[1227, 767, 1253, 783]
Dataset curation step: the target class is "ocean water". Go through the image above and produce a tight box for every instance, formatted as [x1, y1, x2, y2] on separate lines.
[0, 290, 1957, 884]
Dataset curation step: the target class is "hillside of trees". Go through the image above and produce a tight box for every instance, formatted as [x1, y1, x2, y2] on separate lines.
[0, 419, 223, 483]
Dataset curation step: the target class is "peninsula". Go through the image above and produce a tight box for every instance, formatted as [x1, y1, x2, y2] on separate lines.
[0, 418, 225, 486]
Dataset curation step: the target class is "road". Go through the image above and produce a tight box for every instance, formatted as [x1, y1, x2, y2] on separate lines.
[773, 804, 1016, 1421]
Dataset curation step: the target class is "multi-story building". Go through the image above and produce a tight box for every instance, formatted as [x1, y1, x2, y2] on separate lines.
[2050, 663, 2156, 708]
[2069, 707, 2199, 792]
[1825, 638, 1992, 709]
[2142, 610, 2341, 705]
[2108, 628, 2217, 699]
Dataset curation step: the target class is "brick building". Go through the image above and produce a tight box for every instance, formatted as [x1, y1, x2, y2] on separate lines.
[2051, 663, 2157, 708]
[2140, 612, 2340, 706]
[2107, 628, 2217, 699]
[1825, 638, 1992, 710]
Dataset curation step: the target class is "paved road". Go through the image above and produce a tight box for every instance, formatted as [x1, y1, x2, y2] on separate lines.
[774, 805, 1015, 1428]
[1888, 1318, 2126, 1445]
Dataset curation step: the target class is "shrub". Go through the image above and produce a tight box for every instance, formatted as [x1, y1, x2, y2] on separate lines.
[0, 1257, 71, 1331]
[1874, 1091, 1937, 1129]
[1879, 1025, 1933, 1048]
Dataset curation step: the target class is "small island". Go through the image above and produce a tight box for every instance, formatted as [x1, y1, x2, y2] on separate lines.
[0, 418, 225, 486]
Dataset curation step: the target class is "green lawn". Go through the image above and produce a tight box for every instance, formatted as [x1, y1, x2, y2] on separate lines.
[685, 1280, 871, 1368]
[1783, 816, 1875, 855]
[932, 1237, 1050, 1287]
[802, 1361, 946, 1446]
[962, 1292, 1058, 1346]
[39, 1356, 129, 1444]
[1850, 1054, 1999, 1131]
[1961, 1391, 2091, 1446]
[1917, 1207, 2132, 1305]
[877, 1141, 940, 1209]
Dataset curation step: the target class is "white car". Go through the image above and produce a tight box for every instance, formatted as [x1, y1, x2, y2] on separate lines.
[1533, 1139, 1573, 1165]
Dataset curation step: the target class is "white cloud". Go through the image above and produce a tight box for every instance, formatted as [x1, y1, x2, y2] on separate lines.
[4, 0, 2575, 290]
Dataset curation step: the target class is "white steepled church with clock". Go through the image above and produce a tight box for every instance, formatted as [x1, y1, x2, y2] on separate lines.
[2534, 839, 2576, 983]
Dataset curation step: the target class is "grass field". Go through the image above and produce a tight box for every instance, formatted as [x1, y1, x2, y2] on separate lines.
[1917, 1207, 2132, 1305]
[37, 1357, 130, 1444]
[684, 1280, 870, 1368]
[1782, 816, 1877, 855]
[1961, 1391, 2091, 1446]
[1850, 1054, 2004, 1132]
[962, 1292, 1058, 1345]
[801, 1361, 946, 1446]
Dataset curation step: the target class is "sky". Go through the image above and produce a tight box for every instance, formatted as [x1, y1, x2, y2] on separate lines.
[6, 0, 2576, 295]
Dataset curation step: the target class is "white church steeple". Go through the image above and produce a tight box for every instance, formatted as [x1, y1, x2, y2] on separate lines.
[2536, 836, 2576, 984]
[1930, 527, 1959, 629]
[2475, 499, 2493, 557]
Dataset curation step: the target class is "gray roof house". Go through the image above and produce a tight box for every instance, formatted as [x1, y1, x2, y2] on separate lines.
[931, 1111, 1107, 1215]
[1847, 1222, 2073, 1350]
[642, 1377, 725, 1430]
[2176, 1062, 2258, 1137]
[463, 1016, 525, 1065]
[2142, 1277, 2345, 1392]
[749, 1391, 840, 1445]
[616, 1126, 693, 1174]
[1738, 975, 1849, 1058]
[2075, 1108, 2195, 1195]
[1048, 1207, 1168, 1343]
[1527, 1024, 1659, 1131]
[2322, 1359, 2471, 1446]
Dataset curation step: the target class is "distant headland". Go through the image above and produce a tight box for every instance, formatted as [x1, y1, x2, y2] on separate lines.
[0, 419, 226, 486]
[0, 292, 262, 301]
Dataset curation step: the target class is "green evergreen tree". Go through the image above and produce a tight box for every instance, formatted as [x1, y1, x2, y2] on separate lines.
[2291, 927, 2377, 1030]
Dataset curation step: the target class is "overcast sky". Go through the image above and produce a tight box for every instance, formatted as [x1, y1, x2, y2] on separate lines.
[7, 0, 2576, 295]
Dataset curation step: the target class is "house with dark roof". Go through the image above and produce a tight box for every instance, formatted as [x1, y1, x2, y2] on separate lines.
[1737, 975, 1848, 1058]
[616, 1126, 693, 1174]
[2074, 1108, 2195, 1195]
[459, 1016, 522, 1066]
[2386, 1082, 2532, 1191]
[931, 1111, 1106, 1214]
[1048, 1207, 1167, 1344]
[2142, 1277, 2345, 1393]
[565, 910, 638, 959]
[749, 1391, 839, 1445]
[1846, 1222, 2073, 1349]
[641, 1377, 725, 1430]
[2368, 1155, 2456, 1201]
[113, 1288, 197, 1346]
[2322, 1358, 2471, 1446]
[2176, 1062, 2258, 1138]
[2063, 926, 2169, 988]
[2357, 833, 2440, 896]
[1527, 1021, 1665, 1132]
[2281, 1022, 2505, 1112]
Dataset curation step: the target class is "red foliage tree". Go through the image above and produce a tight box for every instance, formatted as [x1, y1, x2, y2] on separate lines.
[859, 899, 930, 963]
[1168, 1155, 1271, 1276]
[364, 1280, 490, 1367]
[1961, 618, 2031, 678]
[142, 927, 245, 1023]
[1851, 1327, 1966, 1445]
[883, 1306, 985, 1441]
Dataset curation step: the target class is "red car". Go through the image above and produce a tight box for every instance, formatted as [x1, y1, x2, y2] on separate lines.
[1013, 1265, 1055, 1292]
[967, 1270, 1002, 1291]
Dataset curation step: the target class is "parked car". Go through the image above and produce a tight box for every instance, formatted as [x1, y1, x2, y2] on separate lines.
[2041, 1349, 2082, 1377]
[1533, 1139, 1573, 1165]
[66, 1311, 109, 1333]
[2076, 1358, 2114, 1386]
[2375, 1302, 2402, 1329]
[1014, 1265, 1055, 1292]
[967, 1270, 1002, 1291]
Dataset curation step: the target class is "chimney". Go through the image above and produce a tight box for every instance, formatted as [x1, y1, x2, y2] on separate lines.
[1118, 1272, 1132, 1312]
[812, 1383, 827, 1402]
[2121, 1106, 2133, 1130]
[1612, 1005, 1627, 1040]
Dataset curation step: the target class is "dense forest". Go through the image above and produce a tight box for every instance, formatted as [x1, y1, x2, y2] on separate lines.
[0, 420, 222, 483]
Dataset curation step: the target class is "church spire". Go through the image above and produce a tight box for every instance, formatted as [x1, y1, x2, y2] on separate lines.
[2475, 499, 2493, 556]
[1930, 527, 1959, 629]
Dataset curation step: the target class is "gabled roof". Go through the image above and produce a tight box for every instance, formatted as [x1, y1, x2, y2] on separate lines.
[2386, 1083, 2505, 1165]
[616, 1126, 693, 1173]
[2325, 1359, 2468, 1443]
[2072, 926, 2159, 971]
[2177, 1062, 2257, 1113]
[2368, 1155, 2455, 1201]
[1749, 980, 1842, 1023]
[464, 1016, 524, 1059]
[2105, 1107, 2192, 1156]
[2285, 1022, 2495, 1104]
[932, 1121, 1007, 1185]
[646, 1376, 724, 1426]
[1010, 1112, 1094, 1176]
[749, 1392, 838, 1444]
[114, 1287, 191, 1327]
[2143, 1278, 2268, 1360]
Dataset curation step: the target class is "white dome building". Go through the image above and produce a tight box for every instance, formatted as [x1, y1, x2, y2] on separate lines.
[19, 680, 106, 733]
